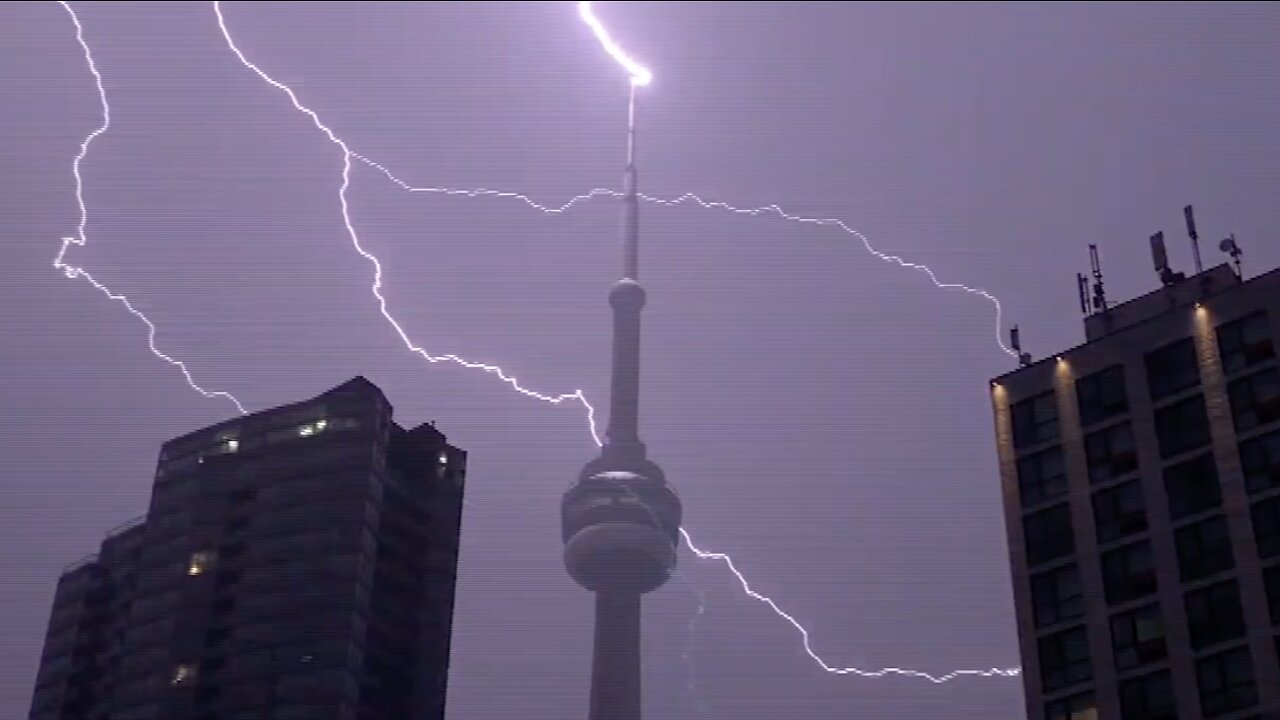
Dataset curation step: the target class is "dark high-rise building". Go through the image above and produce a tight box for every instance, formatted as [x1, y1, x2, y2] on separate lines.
[28, 377, 466, 720]
[991, 256, 1280, 720]
[560, 86, 682, 720]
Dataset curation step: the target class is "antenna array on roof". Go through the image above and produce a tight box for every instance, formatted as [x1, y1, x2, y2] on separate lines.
[1150, 231, 1186, 287]
[1010, 325, 1031, 367]
[1089, 244, 1108, 314]
[1220, 233, 1244, 279]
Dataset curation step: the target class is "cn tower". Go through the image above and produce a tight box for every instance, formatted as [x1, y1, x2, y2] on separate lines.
[561, 79, 682, 720]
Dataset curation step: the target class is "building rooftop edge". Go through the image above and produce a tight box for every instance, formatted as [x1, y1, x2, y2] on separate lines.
[161, 376, 389, 449]
[991, 262, 1279, 385]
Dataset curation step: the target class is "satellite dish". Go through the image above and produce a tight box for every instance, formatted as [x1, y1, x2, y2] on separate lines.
[1219, 237, 1236, 253]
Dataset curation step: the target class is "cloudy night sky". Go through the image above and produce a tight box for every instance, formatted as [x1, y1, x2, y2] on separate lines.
[3, 2, 1279, 718]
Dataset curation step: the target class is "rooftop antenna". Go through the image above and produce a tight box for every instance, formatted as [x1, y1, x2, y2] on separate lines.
[1076, 273, 1091, 317]
[1010, 325, 1032, 367]
[1219, 234, 1243, 279]
[1183, 205, 1204, 275]
[1089, 244, 1108, 313]
[1149, 231, 1186, 286]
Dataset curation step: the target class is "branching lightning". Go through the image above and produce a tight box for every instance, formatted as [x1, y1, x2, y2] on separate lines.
[55, 1, 248, 416]
[355, 155, 1016, 358]
[214, 3, 604, 447]
[50, 0, 1021, 687]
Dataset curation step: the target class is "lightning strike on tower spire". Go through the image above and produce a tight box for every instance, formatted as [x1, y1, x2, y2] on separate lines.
[50, 0, 1024, 688]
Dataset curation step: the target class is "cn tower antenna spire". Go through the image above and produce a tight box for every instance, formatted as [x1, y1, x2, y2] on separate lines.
[623, 82, 639, 281]
[605, 79, 646, 457]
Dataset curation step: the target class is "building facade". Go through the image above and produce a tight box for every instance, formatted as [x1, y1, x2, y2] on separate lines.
[992, 264, 1280, 720]
[28, 377, 466, 720]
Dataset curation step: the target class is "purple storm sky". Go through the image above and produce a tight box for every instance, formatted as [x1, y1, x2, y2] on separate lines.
[3, 2, 1279, 719]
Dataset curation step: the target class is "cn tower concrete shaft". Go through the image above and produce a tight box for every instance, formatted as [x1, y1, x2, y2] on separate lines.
[590, 591, 642, 720]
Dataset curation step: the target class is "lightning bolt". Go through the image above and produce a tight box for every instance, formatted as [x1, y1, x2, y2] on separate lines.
[50, 0, 1021, 686]
[54, 1, 247, 416]
[579, 1, 653, 87]
[350, 150, 1016, 362]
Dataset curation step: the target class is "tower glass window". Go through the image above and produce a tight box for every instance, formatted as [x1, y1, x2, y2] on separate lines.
[1045, 691, 1096, 720]
[1119, 669, 1175, 720]
[1093, 480, 1148, 544]
[1163, 453, 1222, 521]
[1228, 367, 1280, 433]
[1175, 516, 1235, 583]
[1085, 422, 1138, 484]
[1102, 540, 1157, 606]
[1037, 625, 1091, 693]
[1185, 579, 1246, 651]
[1018, 447, 1068, 508]
[1250, 495, 1280, 559]
[1145, 337, 1201, 400]
[1024, 503, 1075, 567]
[1155, 394, 1211, 459]
[1239, 429, 1280, 495]
[1196, 645, 1258, 718]
[1076, 365, 1128, 427]
[1032, 564, 1083, 628]
[1217, 311, 1275, 375]
[1013, 391, 1060, 449]
[1109, 603, 1166, 671]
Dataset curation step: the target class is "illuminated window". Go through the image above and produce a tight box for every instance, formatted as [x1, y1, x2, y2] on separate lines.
[438, 452, 448, 465]
[171, 663, 197, 687]
[298, 419, 329, 437]
[187, 551, 215, 577]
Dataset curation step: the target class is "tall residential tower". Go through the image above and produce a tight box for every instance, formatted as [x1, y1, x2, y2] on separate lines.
[992, 260, 1280, 720]
[560, 85, 683, 720]
[28, 377, 466, 720]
